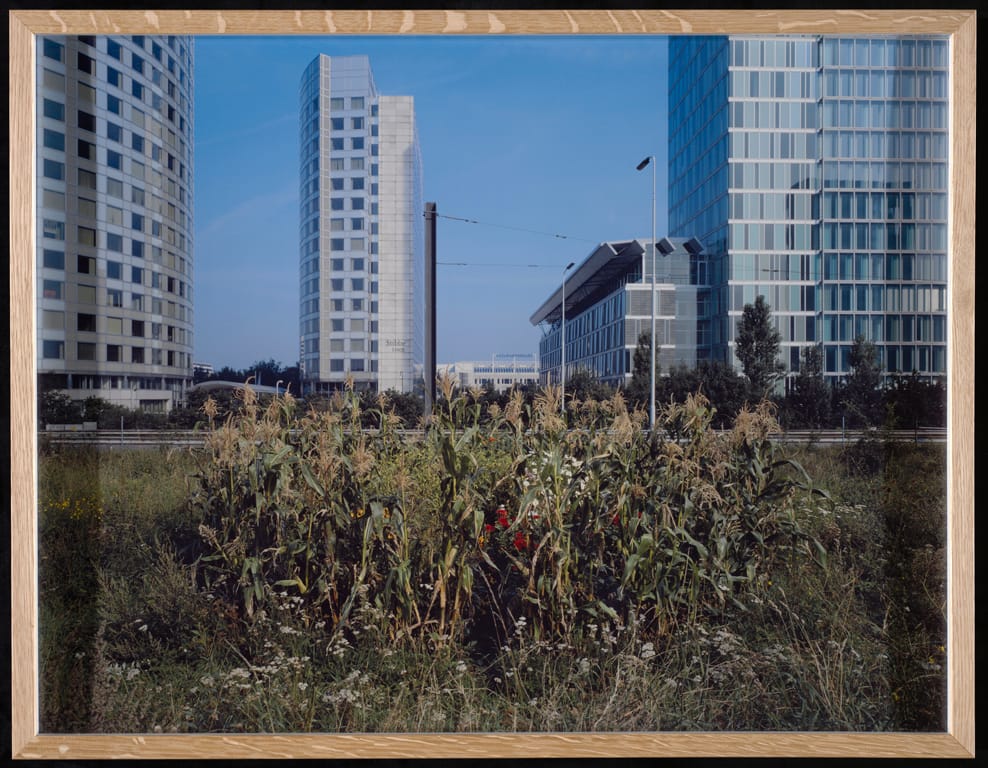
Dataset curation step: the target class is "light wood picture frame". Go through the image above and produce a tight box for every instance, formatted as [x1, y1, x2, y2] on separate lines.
[9, 8, 975, 760]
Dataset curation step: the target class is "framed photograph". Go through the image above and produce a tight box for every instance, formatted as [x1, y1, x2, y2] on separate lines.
[8, 8, 977, 760]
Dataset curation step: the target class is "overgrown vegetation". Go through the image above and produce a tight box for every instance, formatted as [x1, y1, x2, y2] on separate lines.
[38, 381, 946, 734]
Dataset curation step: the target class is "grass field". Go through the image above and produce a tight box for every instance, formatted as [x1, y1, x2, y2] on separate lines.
[38, 386, 947, 733]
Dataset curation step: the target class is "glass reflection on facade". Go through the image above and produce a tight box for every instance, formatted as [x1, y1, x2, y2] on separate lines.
[668, 35, 949, 383]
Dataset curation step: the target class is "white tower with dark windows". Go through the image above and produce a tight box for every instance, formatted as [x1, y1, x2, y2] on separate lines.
[298, 54, 424, 395]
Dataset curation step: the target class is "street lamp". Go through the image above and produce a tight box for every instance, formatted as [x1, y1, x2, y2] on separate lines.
[560, 261, 575, 415]
[637, 155, 657, 430]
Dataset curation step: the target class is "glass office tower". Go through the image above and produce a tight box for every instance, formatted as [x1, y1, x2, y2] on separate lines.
[668, 36, 949, 384]
[36, 34, 195, 411]
[298, 55, 424, 395]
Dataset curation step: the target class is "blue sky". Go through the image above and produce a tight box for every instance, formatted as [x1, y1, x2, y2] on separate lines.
[193, 35, 670, 369]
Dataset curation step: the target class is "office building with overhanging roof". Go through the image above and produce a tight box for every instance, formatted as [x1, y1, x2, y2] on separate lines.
[668, 35, 949, 385]
[531, 237, 705, 388]
[298, 54, 424, 395]
[36, 34, 195, 412]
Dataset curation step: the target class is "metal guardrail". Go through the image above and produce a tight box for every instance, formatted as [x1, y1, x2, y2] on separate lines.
[39, 426, 947, 448]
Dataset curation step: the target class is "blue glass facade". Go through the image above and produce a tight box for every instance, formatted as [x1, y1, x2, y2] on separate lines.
[669, 35, 949, 383]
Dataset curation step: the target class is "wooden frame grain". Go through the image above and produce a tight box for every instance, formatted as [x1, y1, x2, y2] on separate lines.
[9, 8, 975, 759]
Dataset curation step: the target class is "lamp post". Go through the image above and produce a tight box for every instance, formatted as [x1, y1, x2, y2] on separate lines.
[560, 261, 575, 415]
[637, 155, 657, 430]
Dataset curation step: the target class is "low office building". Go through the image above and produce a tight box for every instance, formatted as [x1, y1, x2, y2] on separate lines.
[439, 354, 540, 392]
[531, 238, 704, 388]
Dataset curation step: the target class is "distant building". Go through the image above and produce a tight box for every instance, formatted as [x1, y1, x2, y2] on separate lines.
[36, 34, 195, 412]
[530, 238, 704, 388]
[439, 354, 540, 392]
[298, 55, 424, 395]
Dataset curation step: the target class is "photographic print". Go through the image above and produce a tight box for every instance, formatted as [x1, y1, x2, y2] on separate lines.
[10, 8, 975, 760]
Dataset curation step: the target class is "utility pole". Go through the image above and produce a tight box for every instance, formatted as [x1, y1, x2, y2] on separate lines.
[424, 202, 437, 423]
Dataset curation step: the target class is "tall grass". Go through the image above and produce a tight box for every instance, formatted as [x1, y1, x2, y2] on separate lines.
[38, 384, 946, 733]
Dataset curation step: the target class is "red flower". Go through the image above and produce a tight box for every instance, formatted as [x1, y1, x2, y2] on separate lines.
[484, 523, 496, 534]
[496, 506, 510, 528]
[512, 531, 528, 550]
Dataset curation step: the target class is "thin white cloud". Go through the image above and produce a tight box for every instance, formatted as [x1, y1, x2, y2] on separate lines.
[196, 184, 297, 240]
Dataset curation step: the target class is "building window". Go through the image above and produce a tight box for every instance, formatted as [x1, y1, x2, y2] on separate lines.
[43, 280, 64, 299]
[77, 52, 95, 74]
[331, 198, 344, 211]
[107, 94, 121, 114]
[42, 310, 64, 330]
[106, 233, 123, 252]
[106, 260, 122, 280]
[78, 255, 97, 275]
[107, 39, 122, 60]
[331, 178, 344, 191]
[43, 98, 64, 120]
[107, 66, 122, 88]
[42, 159, 64, 180]
[351, 137, 364, 150]
[43, 38, 63, 62]
[132, 133, 145, 152]
[352, 177, 364, 190]
[107, 149, 122, 169]
[42, 249, 65, 270]
[107, 121, 123, 142]
[331, 117, 344, 130]
[107, 289, 123, 307]
[42, 340, 65, 360]
[351, 97, 364, 110]
[43, 129, 65, 151]
[78, 169, 97, 189]
[106, 345, 122, 362]
[43, 219, 65, 240]
[330, 97, 344, 111]
[352, 117, 364, 130]
[77, 342, 97, 361]
[131, 347, 145, 364]
[331, 238, 344, 252]
[331, 137, 344, 151]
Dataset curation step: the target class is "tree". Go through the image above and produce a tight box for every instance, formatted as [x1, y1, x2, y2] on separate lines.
[661, 360, 748, 429]
[39, 390, 81, 426]
[735, 295, 785, 400]
[884, 371, 947, 432]
[787, 345, 832, 429]
[565, 369, 615, 403]
[626, 330, 657, 408]
[841, 335, 883, 427]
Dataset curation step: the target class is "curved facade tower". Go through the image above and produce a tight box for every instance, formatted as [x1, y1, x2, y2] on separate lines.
[36, 34, 195, 411]
[298, 54, 424, 395]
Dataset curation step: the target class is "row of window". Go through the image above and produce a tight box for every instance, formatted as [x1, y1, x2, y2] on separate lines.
[42, 246, 188, 279]
[44, 219, 188, 264]
[42, 311, 183, 340]
[41, 340, 188, 367]
[42, 280, 190, 319]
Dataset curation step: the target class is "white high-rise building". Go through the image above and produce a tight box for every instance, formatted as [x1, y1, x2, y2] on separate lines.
[36, 34, 195, 412]
[298, 55, 424, 394]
